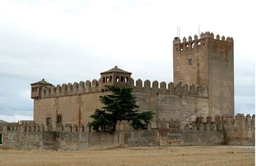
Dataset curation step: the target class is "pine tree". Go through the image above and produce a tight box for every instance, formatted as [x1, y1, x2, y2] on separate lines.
[88, 85, 153, 131]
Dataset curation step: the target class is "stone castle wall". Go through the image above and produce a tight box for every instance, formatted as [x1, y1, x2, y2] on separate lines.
[183, 114, 255, 145]
[2, 114, 254, 150]
[38, 79, 208, 99]
[34, 79, 209, 131]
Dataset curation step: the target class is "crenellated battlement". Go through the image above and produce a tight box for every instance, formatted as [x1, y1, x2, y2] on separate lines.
[184, 113, 255, 131]
[132, 79, 208, 97]
[5, 123, 85, 132]
[38, 78, 208, 99]
[200, 31, 234, 42]
[4, 114, 254, 148]
[173, 31, 233, 51]
[5, 121, 154, 133]
[6, 123, 44, 132]
[40, 79, 101, 98]
[9, 114, 252, 133]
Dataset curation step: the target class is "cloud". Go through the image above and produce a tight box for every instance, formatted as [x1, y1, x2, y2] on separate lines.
[0, 0, 255, 122]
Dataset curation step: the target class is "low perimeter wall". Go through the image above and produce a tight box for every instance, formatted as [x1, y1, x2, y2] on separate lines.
[2, 114, 255, 150]
[2, 128, 254, 150]
[2, 129, 160, 150]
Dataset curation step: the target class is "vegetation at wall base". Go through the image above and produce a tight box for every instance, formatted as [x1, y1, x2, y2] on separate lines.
[88, 85, 153, 131]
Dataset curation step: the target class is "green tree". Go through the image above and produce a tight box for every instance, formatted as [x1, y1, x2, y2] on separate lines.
[88, 85, 153, 131]
[88, 109, 112, 131]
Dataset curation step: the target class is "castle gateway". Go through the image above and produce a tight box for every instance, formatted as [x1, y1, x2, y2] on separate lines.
[31, 32, 234, 131]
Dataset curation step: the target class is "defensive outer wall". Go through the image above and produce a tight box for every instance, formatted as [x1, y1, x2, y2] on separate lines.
[2, 114, 255, 150]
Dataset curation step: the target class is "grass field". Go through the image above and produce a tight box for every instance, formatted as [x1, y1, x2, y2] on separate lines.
[0, 146, 254, 166]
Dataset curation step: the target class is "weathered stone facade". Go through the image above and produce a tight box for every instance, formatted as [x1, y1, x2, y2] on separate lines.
[2, 114, 254, 150]
[32, 80, 209, 131]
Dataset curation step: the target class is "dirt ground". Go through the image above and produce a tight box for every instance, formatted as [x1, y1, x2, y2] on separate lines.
[0, 146, 254, 166]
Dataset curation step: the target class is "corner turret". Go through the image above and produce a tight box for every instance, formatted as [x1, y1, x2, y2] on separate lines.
[31, 79, 52, 99]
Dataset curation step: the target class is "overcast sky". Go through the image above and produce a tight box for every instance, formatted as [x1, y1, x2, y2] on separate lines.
[0, 0, 255, 122]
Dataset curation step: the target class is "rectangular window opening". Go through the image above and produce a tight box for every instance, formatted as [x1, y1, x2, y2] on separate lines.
[46, 117, 51, 126]
[57, 114, 62, 124]
[188, 59, 193, 65]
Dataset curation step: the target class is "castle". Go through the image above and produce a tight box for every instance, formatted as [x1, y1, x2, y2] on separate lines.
[2, 32, 254, 149]
[30, 31, 234, 130]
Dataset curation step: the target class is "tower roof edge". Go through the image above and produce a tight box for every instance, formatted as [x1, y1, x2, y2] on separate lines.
[31, 79, 52, 85]
[100, 66, 132, 74]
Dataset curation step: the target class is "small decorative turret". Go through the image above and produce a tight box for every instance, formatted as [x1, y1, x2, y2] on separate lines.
[100, 66, 132, 91]
[31, 79, 52, 99]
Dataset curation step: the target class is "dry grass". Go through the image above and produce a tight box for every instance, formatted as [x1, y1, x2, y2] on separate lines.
[0, 146, 254, 166]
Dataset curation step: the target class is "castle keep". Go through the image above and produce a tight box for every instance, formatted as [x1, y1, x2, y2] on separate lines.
[173, 33, 234, 116]
[30, 32, 233, 130]
[2, 32, 254, 149]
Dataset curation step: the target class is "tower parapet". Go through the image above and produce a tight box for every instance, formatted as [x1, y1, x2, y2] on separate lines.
[133, 79, 208, 97]
[173, 31, 233, 52]
[38, 79, 101, 98]
[33, 78, 208, 99]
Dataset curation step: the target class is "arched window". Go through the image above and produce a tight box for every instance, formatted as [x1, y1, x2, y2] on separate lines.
[121, 76, 124, 82]
[116, 76, 119, 82]
[125, 77, 129, 82]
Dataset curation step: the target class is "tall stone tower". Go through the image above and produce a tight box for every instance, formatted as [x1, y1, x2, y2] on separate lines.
[173, 31, 234, 116]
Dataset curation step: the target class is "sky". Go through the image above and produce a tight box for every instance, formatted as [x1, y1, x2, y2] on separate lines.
[0, 0, 255, 122]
